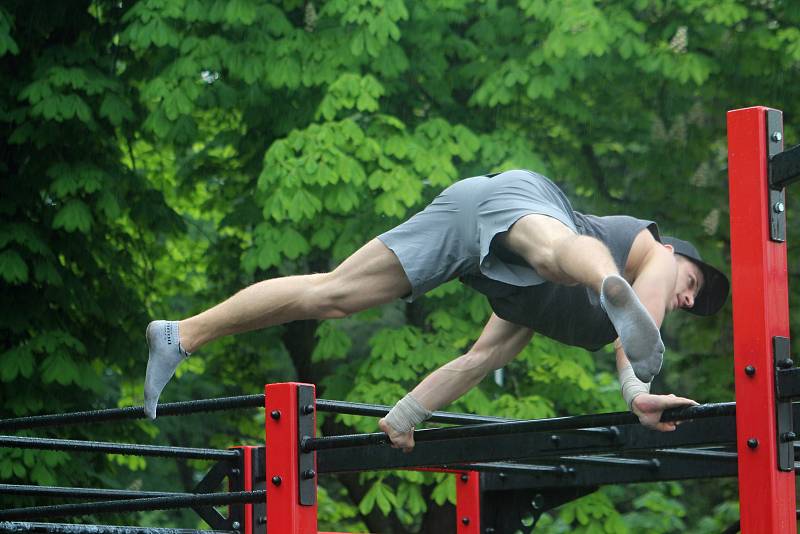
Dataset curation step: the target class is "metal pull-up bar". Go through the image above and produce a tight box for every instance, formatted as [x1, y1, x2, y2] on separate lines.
[301, 402, 735, 452]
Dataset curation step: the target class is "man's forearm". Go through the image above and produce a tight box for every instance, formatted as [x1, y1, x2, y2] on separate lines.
[382, 352, 490, 434]
[410, 352, 491, 411]
[615, 339, 651, 409]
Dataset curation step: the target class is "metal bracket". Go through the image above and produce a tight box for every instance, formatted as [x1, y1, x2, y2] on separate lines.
[297, 384, 316, 506]
[252, 447, 267, 534]
[777, 367, 800, 400]
[192, 451, 241, 530]
[773, 336, 794, 471]
[766, 109, 786, 243]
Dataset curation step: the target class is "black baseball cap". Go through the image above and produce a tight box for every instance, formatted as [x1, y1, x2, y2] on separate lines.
[661, 236, 729, 316]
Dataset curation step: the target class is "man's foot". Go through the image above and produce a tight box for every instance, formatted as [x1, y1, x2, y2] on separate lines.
[600, 275, 664, 382]
[144, 320, 189, 419]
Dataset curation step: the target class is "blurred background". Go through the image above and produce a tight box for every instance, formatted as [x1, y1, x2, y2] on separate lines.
[1, 0, 799, 531]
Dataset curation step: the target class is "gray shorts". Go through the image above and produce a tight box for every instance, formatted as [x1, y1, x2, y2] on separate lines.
[378, 169, 578, 301]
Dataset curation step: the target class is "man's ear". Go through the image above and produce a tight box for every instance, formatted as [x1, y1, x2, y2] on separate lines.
[662, 243, 674, 253]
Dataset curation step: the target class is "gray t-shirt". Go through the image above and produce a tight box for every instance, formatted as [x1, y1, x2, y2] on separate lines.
[461, 214, 660, 351]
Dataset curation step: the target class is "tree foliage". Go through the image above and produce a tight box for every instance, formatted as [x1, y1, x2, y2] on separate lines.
[2, 0, 799, 532]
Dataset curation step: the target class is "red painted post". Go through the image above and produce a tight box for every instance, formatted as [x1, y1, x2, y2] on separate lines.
[265, 383, 318, 534]
[455, 471, 480, 534]
[727, 106, 797, 533]
[230, 446, 256, 534]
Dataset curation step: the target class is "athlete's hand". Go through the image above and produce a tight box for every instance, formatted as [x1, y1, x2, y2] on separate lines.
[631, 393, 698, 432]
[378, 417, 415, 453]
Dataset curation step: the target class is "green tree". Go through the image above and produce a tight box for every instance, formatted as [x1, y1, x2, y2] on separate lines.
[3, 0, 800, 532]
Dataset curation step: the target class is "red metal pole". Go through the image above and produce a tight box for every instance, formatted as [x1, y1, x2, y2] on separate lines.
[456, 471, 481, 534]
[727, 106, 796, 534]
[230, 446, 256, 534]
[265, 383, 318, 534]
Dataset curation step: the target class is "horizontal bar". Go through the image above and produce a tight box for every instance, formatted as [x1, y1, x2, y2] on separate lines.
[316, 399, 618, 437]
[479, 448, 740, 491]
[559, 455, 660, 468]
[0, 522, 233, 534]
[0, 484, 189, 500]
[778, 367, 800, 400]
[304, 402, 735, 452]
[0, 490, 267, 521]
[0, 435, 237, 460]
[316, 399, 523, 425]
[443, 462, 572, 475]
[0, 395, 265, 432]
[317, 414, 738, 474]
[770, 143, 800, 189]
[652, 448, 737, 460]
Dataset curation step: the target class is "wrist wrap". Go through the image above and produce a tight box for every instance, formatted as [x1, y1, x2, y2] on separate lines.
[620, 363, 651, 410]
[384, 393, 432, 433]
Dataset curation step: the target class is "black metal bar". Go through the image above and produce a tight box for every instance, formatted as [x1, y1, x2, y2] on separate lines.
[479, 449, 738, 490]
[442, 462, 572, 475]
[0, 436, 237, 461]
[650, 448, 737, 460]
[0, 395, 265, 432]
[317, 414, 737, 474]
[190, 455, 239, 530]
[0, 522, 233, 534]
[0, 490, 267, 521]
[316, 399, 521, 425]
[770, 143, 800, 189]
[777, 367, 800, 400]
[0, 484, 188, 500]
[558, 455, 659, 468]
[315, 399, 618, 437]
[304, 402, 735, 452]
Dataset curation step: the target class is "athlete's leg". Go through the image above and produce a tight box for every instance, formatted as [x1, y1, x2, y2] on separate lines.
[145, 239, 411, 418]
[500, 214, 663, 382]
[498, 214, 616, 292]
[179, 239, 411, 353]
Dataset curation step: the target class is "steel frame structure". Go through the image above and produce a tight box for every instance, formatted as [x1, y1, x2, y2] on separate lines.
[3, 106, 800, 533]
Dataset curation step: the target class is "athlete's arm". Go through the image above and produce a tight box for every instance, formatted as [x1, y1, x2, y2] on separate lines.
[380, 314, 533, 452]
[626, 230, 678, 328]
[615, 339, 698, 431]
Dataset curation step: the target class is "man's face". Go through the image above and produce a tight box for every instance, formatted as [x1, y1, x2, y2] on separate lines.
[669, 255, 705, 312]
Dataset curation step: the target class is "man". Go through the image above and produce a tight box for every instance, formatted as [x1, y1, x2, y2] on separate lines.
[144, 170, 728, 452]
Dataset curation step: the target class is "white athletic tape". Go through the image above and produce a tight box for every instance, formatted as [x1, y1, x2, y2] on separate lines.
[620, 363, 651, 410]
[384, 393, 432, 434]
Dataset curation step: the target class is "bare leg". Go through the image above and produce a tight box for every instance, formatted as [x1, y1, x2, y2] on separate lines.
[498, 214, 617, 292]
[501, 214, 664, 382]
[145, 239, 411, 418]
[179, 239, 411, 352]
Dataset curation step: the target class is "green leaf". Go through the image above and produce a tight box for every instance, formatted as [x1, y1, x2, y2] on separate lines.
[0, 249, 28, 283]
[40, 353, 81, 386]
[312, 322, 352, 362]
[0, 346, 34, 381]
[52, 200, 93, 233]
[99, 93, 134, 125]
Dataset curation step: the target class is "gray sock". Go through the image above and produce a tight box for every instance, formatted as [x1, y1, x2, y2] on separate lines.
[600, 275, 664, 382]
[144, 320, 190, 419]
